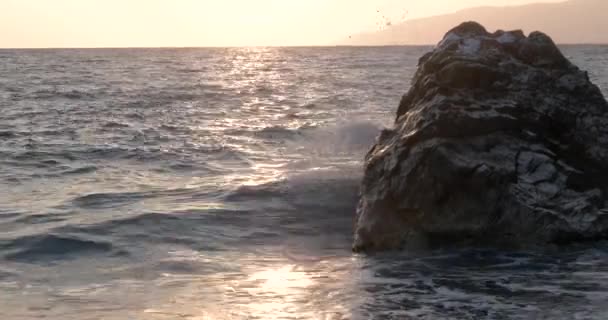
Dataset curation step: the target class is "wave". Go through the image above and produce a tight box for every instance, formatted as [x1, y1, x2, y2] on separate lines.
[288, 120, 383, 156]
[61, 212, 182, 235]
[25, 166, 98, 179]
[0, 131, 18, 139]
[223, 181, 284, 202]
[224, 166, 361, 236]
[159, 124, 194, 134]
[223, 126, 299, 140]
[254, 126, 300, 139]
[54, 212, 218, 250]
[224, 119, 381, 215]
[0, 265, 18, 280]
[223, 119, 383, 148]
[102, 121, 130, 129]
[70, 192, 151, 209]
[2, 234, 116, 262]
[11, 150, 77, 162]
[31, 88, 96, 100]
[69, 189, 201, 210]
[7, 143, 244, 162]
[60, 165, 98, 176]
[13, 212, 71, 225]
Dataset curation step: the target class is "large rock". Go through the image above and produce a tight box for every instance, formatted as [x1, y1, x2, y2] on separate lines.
[353, 22, 608, 252]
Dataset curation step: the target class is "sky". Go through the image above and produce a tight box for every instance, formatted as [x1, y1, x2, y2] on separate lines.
[0, 0, 565, 48]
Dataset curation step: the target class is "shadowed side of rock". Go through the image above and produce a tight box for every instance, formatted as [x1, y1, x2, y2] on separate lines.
[353, 21, 608, 252]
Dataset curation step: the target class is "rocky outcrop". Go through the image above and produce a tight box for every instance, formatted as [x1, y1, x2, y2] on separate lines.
[353, 22, 608, 252]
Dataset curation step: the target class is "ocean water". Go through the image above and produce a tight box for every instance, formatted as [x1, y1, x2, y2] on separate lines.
[1, 45, 608, 320]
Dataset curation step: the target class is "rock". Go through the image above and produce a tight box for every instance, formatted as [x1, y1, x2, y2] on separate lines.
[353, 21, 608, 252]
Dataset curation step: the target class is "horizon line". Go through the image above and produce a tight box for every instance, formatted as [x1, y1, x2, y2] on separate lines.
[1, 43, 607, 50]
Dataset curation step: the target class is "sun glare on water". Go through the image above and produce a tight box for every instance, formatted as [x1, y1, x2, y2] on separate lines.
[139, 250, 360, 319]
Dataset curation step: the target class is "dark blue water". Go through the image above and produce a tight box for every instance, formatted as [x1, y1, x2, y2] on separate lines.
[1, 46, 608, 319]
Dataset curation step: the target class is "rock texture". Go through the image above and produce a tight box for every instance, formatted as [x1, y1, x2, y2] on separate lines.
[353, 22, 608, 252]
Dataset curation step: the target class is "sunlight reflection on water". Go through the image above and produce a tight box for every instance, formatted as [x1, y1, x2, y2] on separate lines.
[139, 252, 362, 320]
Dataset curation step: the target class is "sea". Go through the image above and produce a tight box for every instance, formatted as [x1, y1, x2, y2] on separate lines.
[0, 45, 607, 320]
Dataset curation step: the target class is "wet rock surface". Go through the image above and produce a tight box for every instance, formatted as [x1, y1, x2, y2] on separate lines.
[353, 22, 608, 252]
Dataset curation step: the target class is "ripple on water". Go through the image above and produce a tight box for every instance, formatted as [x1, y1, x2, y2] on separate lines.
[0, 46, 607, 319]
[355, 247, 608, 319]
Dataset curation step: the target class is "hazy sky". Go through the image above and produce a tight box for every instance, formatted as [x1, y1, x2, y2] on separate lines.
[1, 0, 564, 48]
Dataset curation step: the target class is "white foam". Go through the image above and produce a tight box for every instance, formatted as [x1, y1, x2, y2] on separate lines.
[288, 120, 383, 157]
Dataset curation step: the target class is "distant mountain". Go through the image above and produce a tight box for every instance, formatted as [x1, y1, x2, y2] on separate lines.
[343, 0, 608, 45]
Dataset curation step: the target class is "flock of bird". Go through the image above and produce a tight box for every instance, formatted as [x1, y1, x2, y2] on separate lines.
[376, 8, 409, 29]
[348, 8, 409, 39]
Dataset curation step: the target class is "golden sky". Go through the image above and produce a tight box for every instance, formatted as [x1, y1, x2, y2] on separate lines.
[0, 0, 563, 48]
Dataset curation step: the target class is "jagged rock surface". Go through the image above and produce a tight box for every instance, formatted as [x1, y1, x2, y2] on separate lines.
[353, 22, 608, 252]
